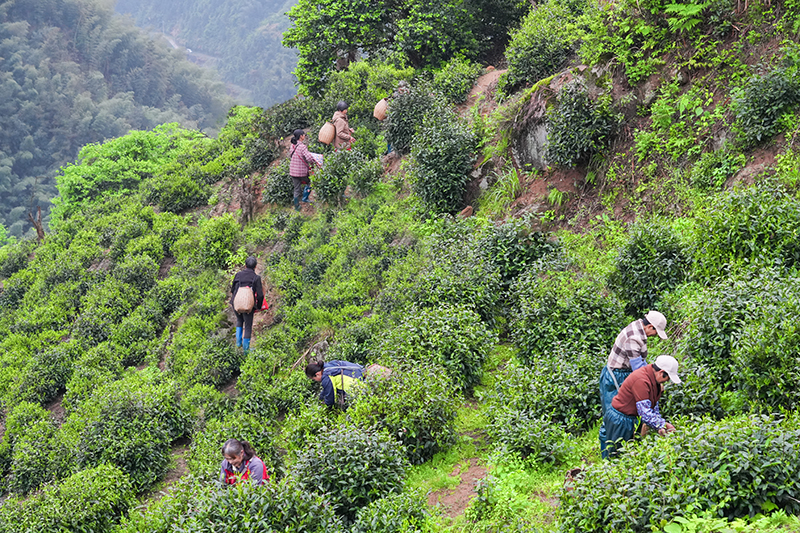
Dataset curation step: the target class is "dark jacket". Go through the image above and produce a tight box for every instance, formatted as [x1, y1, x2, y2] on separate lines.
[231, 267, 264, 312]
[320, 360, 365, 406]
[611, 364, 662, 417]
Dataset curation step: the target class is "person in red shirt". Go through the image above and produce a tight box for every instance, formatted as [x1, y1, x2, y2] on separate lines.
[600, 355, 681, 459]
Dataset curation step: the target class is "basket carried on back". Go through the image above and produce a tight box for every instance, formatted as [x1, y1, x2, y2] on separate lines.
[233, 286, 255, 313]
[373, 99, 388, 121]
[318, 122, 335, 145]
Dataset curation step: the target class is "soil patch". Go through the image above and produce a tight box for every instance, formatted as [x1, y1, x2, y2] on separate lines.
[427, 457, 488, 517]
[149, 440, 190, 502]
[45, 395, 66, 425]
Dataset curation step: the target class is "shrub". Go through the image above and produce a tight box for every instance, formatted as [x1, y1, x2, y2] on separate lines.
[505, 2, 577, 88]
[488, 411, 573, 465]
[433, 56, 483, 104]
[485, 351, 603, 435]
[169, 316, 243, 388]
[607, 220, 690, 316]
[186, 412, 283, 483]
[73, 277, 140, 346]
[60, 370, 189, 492]
[691, 182, 800, 280]
[282, 400, 344, 455]
[262, 159, 294, 206]
[12, 338, 81, 405]
[351, 157, 384, 198]
[733, 65, 800, 147]
[385, 85, 439, 154]
[0, 402, 56, 492]
[112, 253, 159, 294]
[411, 109, 477, 214]
[0, 464, 136, 533]
[313, 149, 364, 206]
[237, 352, 318, 418]
[6, 416, 60, 494]
[352, 490, 430, 533]
[118, 478, 343, 533]
[380, 303, 497, 392]
[510, 270, 628, 365]
[689, 146, 746, 190]
[0, 238, 33, 279]
[293, 426, 408, 520]
[181, 383, 231, 427]
[348, 363, 459, 464]
[142, 171, 212, 213]
[483, 220, 561, 288]
[173, 214, 239, 270]
[546, 80, 621, 167]
[558, 415, 800, 533]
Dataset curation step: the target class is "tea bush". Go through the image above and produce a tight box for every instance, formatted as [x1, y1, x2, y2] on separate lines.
[558, 415, 800, 533]
[73, 277, 139, 346]
[237, 357, 318, 418]
[186, 412, 283, 482]
[380, 219, 502, 324]
[546, 80, 621, 167]
[293, 426, 408, 519]
[0, 238, 33, 278]
[173, 214, 239, 271]
[313, 149, 365, 206]
[433, 56, 483, 104]
[60, 369, 189, 492]
[691, 182, 800, 280]
[411, 109, 477, 214]
[689, 147, 747, 191]
[505, 2, 576, 89]
[510, 269, 628, 365]
[607, 219, 690, 316]
[488, 411, 573, 465]
[262, 159, 294, 206]
[6, 415, 60, 494]
[351, 157, 384, 198]
[168, 315, 242, 388]
[347, 363, 459, 464]
[484, 352, 603, 435]
[731, 288, 800, 409]
[281, 399, 343, 455]
[483, 220, 561, 288]
[11, 338, 81, 405]
[0, 464, 136, 533]
[385, 85, 439, 154]
[733, 65, 800, 147]
[380, 303, 497, 392]
[181, 383, 231, 427]
[351, 490, 430, 533]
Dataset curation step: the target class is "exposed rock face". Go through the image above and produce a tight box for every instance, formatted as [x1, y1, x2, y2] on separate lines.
[513, 122, 549, 171]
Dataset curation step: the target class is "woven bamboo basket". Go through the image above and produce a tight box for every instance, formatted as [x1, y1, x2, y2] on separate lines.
[373, 99, 388, 121]
[318, 122, 335, 144]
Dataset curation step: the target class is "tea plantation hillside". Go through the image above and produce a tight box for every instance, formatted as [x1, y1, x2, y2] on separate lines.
[2, 0, 800, 532]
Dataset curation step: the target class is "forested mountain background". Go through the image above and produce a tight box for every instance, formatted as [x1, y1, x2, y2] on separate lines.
[114, 0, 299, 107]
[0, 0, 232, 239]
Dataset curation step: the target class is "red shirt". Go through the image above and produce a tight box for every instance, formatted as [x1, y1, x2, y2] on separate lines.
[611, 364, 662, 417]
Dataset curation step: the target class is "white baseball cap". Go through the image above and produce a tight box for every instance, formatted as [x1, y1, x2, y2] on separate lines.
[645, 310, 668, 339]
[654, 355, 681, 384]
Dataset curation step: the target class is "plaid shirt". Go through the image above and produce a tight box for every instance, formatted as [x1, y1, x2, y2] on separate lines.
[289, 141, 318, 178]
[606, 319, 648, 369]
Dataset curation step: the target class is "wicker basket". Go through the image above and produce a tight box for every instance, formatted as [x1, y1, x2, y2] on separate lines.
[318, 122, 335, 145]
[373, 98, 388, 121]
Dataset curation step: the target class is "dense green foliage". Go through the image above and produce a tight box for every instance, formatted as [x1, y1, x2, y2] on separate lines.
[0, 0, 231, 237]
[559, 415, 800, 533]
[293, 427, 408, 519]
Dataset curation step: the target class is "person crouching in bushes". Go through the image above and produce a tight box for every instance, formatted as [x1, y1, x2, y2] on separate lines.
[220, 438, 269, 485]
[601, 355, 681, 459]
[332, 101, 355, 150]
[289, 129, 322, 211]
[305, 360, 365, 408]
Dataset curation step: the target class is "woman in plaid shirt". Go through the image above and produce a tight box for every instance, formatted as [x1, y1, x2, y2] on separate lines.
[289, 129, 321, 211]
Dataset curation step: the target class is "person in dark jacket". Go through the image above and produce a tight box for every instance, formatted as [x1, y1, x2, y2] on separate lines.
[219, 438, 268, 486]
[231, 256, 264, 354]
[601, 355, 680, 459]
[305, 360, 365, 407]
